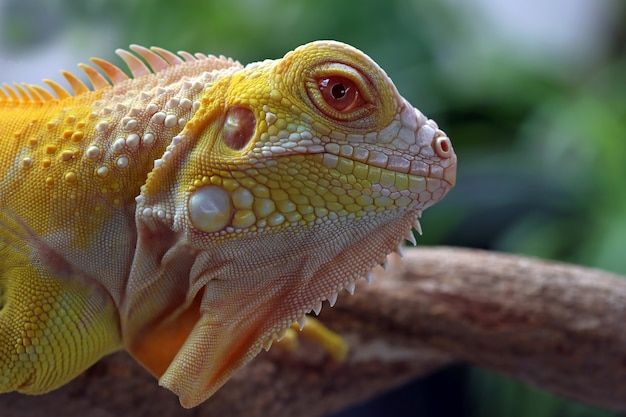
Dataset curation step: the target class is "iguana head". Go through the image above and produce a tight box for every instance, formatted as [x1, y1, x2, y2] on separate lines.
[130, 40, 456, 407]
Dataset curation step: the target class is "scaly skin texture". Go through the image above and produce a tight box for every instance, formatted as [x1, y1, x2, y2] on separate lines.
[0, 41, 456, 407]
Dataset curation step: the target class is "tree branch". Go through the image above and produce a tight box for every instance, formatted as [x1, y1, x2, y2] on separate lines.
[3, 247, 626, 416]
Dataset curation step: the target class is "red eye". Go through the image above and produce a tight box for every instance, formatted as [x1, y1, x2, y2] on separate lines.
[318, 76, 364, 112]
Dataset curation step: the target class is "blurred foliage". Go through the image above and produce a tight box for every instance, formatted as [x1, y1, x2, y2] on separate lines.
[1, 0, 625, 416]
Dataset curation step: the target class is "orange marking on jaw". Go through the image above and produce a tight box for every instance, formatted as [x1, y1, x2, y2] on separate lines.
[130, 291, 203, 377]
[202, 319, 262, 389]
[199, 286, 294, 391]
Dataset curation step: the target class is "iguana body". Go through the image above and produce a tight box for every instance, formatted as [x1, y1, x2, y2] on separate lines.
[0, 41, 456, 407]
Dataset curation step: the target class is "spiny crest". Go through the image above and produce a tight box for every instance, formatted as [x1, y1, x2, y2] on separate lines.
[0, 45, 237, 104]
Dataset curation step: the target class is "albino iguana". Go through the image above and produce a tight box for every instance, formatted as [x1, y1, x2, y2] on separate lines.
[0, 41, 456, 407]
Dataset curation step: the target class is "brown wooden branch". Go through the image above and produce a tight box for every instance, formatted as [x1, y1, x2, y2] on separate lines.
[3, 247, 626, 416]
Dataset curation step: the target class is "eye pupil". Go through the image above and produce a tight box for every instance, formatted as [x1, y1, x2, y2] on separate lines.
[317, 75, 363, 113]
[331, 83, 347, 99]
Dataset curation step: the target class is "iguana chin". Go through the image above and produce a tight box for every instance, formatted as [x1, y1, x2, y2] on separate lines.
[0, 40, 456, 407]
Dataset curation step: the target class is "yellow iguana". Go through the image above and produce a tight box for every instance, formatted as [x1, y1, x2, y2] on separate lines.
[0, 41, 456, 407]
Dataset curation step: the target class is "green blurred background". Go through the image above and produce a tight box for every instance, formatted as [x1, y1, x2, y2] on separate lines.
[1, 0, 625, 416]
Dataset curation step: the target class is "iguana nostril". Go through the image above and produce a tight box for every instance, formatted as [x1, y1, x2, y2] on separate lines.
[433, 135, 454, 159]
[222, 107, 256, 150]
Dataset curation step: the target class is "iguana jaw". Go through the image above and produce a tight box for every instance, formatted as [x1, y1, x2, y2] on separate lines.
[159, 206, 423, 408]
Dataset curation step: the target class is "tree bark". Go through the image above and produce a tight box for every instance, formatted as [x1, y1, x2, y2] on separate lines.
[2, 247, 626, 416]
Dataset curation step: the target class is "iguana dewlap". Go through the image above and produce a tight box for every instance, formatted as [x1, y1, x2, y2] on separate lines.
[0, 41, 456, 407]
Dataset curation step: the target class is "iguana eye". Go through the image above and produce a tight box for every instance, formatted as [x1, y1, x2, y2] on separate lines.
[318, 76, 364, 112]
[306, 63, 376, 123]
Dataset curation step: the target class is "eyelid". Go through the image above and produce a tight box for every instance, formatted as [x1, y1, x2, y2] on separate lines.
[305, 62, 377, 122]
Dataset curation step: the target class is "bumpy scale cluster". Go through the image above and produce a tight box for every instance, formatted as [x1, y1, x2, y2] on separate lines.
[184, 104, 454, 236]
[132, 42, 455, 244]
[0, 46, 242, 250]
